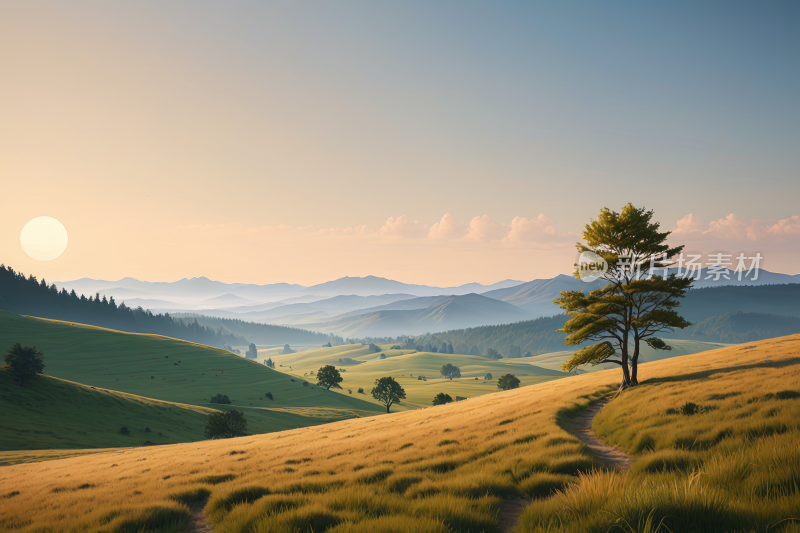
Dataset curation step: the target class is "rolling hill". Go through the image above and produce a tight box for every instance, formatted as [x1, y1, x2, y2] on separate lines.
[0, 369, 215, 451]
[268, 343, 567, 406]
[671, 311, 800, 343]
[301, 294, 532, 337]
[0, 310, 386, 443]
[3, 335, 799, 532]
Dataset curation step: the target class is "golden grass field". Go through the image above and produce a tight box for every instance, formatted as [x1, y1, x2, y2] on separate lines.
[1, 335, 799, 532]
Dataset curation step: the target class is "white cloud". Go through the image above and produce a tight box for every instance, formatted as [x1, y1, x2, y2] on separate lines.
[428, 213, 468, 239]
[504, 214, 574, 243]
[379, 215, 429, 238]
[673, 213, 707, 235]
[464, 215, 510, 242]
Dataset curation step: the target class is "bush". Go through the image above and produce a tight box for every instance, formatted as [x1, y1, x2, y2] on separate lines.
[432, 393, 453, 406]
[204, 410, 248, 439]
[119, 427, 130, 435]
[358, 388, 365, 394]
[775, 390, 800, 400]
[302, 381, 309, 387]
[497, 374, 520, 390]
[368, 343, 381, 353]
[265, 392, 274, 400]
[210, 394, 231, 404]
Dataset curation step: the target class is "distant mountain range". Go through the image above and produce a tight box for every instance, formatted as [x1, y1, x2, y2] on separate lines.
[53, 269, 800, 338]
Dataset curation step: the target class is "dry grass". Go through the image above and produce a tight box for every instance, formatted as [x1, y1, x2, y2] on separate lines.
[2, 335, 800, 532]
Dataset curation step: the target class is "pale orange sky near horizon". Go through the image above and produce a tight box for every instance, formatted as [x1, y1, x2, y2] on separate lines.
[2, 2, 798, 286]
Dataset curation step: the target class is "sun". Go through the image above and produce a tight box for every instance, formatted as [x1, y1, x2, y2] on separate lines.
[20, 216, 69, 261]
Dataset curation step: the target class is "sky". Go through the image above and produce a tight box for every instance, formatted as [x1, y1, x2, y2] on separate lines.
[1, 1, 799, 286]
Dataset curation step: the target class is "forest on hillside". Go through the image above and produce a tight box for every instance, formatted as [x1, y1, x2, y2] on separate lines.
[0, 265, 246, 347]
[173, 313, 343, 346]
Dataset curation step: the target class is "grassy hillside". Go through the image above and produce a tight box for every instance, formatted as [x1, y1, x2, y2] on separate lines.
[0, 369, 215, 452]
[267, 344, 566, 407]
[0, 310, 385, 441]
[2, 335, 798, 532]
[672, 310, 800, 343]
[516, 338, 731, 372]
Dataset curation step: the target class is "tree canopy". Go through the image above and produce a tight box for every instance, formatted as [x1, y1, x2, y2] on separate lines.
[3, 343, 45, 386]
[432, 392, 453, 406]
[204, 410, 248, 439]
[316, 365, 343, 390]
[371, 377, 406, 413]
[554, 204, 692, 387]
[497, 374, 520, 391]
[440, 363, 461, 380]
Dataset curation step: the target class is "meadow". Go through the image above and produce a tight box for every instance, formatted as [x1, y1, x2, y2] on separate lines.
[265, 344, 566, 407]
[0, 310, 384, 451]
[1, 335, 798, 532]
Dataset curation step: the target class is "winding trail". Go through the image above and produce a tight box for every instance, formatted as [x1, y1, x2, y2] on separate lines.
[561, 401, 633, 472]
[187, 502, 213, 533]
[499, 400, 633, 532]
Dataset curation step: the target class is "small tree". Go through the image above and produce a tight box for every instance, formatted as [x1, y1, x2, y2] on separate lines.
[497, 374, 521, 391]
[4, 343, 45, 386]
[316, 365, 343, 390]
[432, 393, 453, 406]
[484, 373, 492, 380]
[368, 343, 382, 353]
[440, 364, 461, 380]
[371, 377, 406, 413]
[204, 410, 248, 439]
[210, 394, 231, 404]
[485, 348, 502, 360]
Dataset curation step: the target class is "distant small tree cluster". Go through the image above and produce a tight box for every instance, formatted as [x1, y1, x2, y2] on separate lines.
[368, 343, 382, 353]
[497, 374, 520, 391]
[210, 394, 231, 404]
[205, 410, 247, 439]
[485, 348, 502, 360]
[440, 364, 461, 380]
[264, 357, 275, 369]
[432, 393, 453, 406]
[4, 343, 45, 386]
[246, 343, 258, 359]
[282, 344, 295, 355]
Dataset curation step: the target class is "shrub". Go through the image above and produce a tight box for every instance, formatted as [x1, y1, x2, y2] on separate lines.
[119, 427, 130, 435]
[498, 374, 521, 390]
[775, 390, 800, 400]
[265, 392, 274, 400]
[358, 388, 365, 394]
[204, 410, 248, 439]
[302, 381, 309, 387]
[432, 393, 453, 406]
[210, 394, 231, 404]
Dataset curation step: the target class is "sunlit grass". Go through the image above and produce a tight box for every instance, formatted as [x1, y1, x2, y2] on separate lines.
[1, 335, 799, 532]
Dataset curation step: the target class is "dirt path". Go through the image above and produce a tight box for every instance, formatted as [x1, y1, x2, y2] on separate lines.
[498, 400, 633, 532]
[561, 401, 633, 472]
[187, 502, 213, 533]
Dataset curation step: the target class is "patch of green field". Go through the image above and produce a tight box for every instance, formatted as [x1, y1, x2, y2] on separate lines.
[0, 310, 385, 450]
[516, 339, 731, 372]
[269, 344, 567, 407]
[0, 368, 214, 452]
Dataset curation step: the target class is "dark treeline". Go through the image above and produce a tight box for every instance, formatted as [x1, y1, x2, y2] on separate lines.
[670, 311, 800, 344]
[173, 314, 344, 346]
[351, 315, 573, 358]
[0, 265, 247, 347]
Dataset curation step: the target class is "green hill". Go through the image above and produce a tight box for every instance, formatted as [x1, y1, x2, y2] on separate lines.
[0, 368, 215, 451]
[0, 310, 385, 448]
[269, 343, 567, 406]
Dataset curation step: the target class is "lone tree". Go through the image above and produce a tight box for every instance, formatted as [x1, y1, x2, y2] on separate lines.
[204, 410, 248, 438]
[497, 374, 521, 390]
[316, 365, 343, 390]
[484, 373, 493, 380]
[432, 392, 453, 406]
[210, 394, 231, 404]
[440, 364, 461, 380]
[554, 204, 692, 388]
[371, 377, 406, 413]
[4, 343, 45, 386]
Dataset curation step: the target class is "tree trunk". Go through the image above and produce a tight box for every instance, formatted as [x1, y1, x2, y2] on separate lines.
[630, 343, 640, 386]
